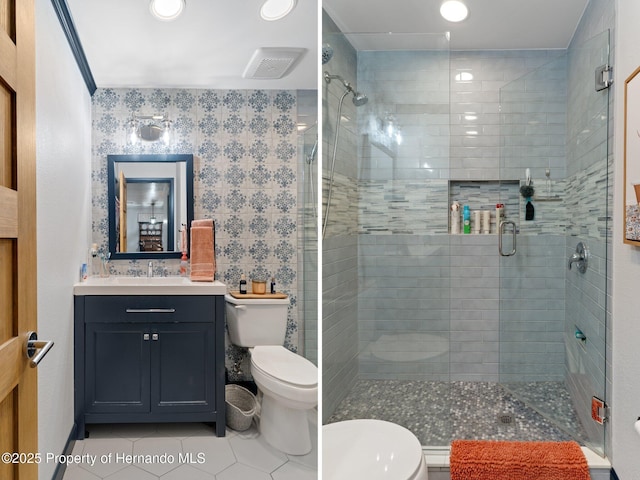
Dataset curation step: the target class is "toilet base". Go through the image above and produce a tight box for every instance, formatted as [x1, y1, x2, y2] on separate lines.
[259, 393, 312, 455]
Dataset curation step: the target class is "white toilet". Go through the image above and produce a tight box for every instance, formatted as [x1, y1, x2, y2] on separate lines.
[225, 294, 317, 455]
[324, 419, 428, 479]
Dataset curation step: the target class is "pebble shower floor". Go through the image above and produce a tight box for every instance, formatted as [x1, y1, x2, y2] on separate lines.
[327, 380, 589, 446]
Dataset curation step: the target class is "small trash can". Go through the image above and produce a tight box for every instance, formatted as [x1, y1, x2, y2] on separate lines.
[225, 384, 257, 431]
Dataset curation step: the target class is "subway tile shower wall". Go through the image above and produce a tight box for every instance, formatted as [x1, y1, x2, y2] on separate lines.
[91, 88, 300, 377]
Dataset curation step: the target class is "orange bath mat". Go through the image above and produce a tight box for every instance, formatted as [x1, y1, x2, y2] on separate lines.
[450, 440, 590, 480]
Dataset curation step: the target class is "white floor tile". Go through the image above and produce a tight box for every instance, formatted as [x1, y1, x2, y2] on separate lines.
[103, 465, 158, 480]
[217, 463, 272, 480]
[160, 463, 216, 480]
[131, 437, 183, 477]
[75, 438, 133, 478]
[62, 465, 101, 480]
[228, 432, 288, 473]
[62, 422, 318, 480]
[182, 435, 236, 476]
[272, 461, 317, 480]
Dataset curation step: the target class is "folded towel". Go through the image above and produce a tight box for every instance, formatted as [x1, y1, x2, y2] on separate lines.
[192, 218, 214, 228]
[450, 440, 590, 480]
[190, 221, 216, 282]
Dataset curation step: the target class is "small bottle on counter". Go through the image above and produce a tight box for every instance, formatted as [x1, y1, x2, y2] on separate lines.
[239, 274, 247, 294]
[89, 243, 100, 276]
[180, 253, 188, 277]
[270, 276, 276, 294]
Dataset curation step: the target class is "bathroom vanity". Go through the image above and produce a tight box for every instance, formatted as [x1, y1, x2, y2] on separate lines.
[73, 277, 227, 439]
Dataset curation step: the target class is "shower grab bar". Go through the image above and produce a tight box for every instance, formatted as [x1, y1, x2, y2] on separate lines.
[498, 220, 517, 256]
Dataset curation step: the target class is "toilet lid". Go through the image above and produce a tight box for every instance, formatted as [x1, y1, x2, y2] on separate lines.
[251, 346, 317, 388]
[323, 420, 424, 480]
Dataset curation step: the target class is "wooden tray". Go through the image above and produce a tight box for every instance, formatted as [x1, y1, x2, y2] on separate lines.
[229, 291, 288, 299]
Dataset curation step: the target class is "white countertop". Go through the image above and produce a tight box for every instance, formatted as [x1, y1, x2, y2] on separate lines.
[73, 276, 227, 296]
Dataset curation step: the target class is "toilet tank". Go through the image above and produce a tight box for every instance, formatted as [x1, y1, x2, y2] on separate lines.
[225, 294, 289, 347]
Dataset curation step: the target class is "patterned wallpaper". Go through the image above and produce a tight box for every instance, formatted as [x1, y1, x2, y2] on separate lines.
[91, 88, 301, 377]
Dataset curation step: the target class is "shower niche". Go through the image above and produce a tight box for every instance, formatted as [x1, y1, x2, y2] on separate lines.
[448, 180, 519, 235]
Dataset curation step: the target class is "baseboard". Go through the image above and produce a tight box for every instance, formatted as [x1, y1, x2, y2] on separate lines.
[51, 423, 77, 480]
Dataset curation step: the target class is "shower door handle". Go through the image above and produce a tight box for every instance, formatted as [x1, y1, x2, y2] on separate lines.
[498, 220, 517, 256]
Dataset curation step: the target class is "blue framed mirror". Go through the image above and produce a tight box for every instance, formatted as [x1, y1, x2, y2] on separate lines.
[107, 154, 193, 260]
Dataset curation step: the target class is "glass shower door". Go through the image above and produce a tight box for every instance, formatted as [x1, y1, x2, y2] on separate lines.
[498, 31, 610, 456]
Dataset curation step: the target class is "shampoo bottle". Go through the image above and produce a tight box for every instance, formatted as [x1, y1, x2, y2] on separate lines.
[239, 274, 247, 294]
[463, 205, 471, 234]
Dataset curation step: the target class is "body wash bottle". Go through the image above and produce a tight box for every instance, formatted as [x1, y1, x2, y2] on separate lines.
[463, 205, 471, 234]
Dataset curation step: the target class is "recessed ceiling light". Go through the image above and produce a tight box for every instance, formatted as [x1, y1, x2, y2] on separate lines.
[260, 0, 297, 21]
[440, 0, 468, 22]
[150, 0, 185, 21]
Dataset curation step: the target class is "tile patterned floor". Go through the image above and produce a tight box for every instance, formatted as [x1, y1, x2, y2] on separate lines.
[62, 417, 317, 480]
[328, 380, 589, 446]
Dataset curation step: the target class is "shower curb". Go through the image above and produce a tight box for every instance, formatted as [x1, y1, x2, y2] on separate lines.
[423, 446, 611, 480]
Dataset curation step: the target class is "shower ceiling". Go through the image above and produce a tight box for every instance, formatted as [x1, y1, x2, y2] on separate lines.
[323, 0, 589, 50]
[64, 0, 317, 89]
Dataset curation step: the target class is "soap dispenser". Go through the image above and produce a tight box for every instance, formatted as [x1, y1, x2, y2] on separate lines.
[89, 243, 100, 277]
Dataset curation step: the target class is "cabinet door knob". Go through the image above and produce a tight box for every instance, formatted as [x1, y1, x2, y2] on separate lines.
[152, 333, 159, 341]
[143, 333, 150, 341]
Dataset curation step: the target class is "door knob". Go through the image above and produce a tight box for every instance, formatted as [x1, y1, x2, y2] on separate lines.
[24, 331, 54, 368]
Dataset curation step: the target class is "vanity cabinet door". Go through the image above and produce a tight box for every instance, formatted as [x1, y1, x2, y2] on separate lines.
[85, 323, 150, 413]
[151, 323, 215, 413]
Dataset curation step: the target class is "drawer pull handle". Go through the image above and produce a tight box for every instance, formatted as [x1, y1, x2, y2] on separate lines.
[125, 308, 176, 314]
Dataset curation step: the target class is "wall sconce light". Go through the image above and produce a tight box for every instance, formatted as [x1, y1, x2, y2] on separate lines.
[128, 113, 172, 146]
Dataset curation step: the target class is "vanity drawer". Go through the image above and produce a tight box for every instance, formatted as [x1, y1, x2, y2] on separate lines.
[83, 295, 215, 323]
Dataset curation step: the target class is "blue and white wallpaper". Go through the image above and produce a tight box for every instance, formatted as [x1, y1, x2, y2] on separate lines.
[91, 88, 302, 378]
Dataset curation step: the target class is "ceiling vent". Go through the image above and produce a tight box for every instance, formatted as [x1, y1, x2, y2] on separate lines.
[242, 47, 306, 79]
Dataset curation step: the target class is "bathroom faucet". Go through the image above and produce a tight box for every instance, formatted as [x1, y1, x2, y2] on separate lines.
[148, 261, 153, 277]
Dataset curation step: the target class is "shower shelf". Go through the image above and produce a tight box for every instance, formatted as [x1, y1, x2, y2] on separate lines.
[533, 195, 563, 202]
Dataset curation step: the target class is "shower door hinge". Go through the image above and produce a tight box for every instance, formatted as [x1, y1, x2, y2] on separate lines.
[595, 64, 613, 91]
[591, 396, 608, 424]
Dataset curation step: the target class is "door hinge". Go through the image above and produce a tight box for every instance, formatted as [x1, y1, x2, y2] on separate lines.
[591, 396, 609, 424]
[595, 64, 613, 91]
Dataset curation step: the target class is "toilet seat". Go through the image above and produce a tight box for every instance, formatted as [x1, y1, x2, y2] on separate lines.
[251, 346, 317, 388]
[323, 419, 428, 480]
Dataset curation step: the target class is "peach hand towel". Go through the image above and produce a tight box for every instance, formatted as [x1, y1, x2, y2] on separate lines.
[190, 222, 215, 282]
[192, 218, 214, 228]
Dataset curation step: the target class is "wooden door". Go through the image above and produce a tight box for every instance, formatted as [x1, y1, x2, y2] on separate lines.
[0, 0, 38, 479]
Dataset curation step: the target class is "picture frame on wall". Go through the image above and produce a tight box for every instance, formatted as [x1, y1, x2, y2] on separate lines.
[623, 65, 640, 245]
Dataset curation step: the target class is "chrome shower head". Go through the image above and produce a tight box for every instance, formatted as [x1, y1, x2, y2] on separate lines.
[324, 71, 368, 107]
[352, 92, 368, 106]
[322, 43, 334, 65]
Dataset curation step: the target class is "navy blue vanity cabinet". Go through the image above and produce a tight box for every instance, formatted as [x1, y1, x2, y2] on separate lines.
[74, 294, 226, 439]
